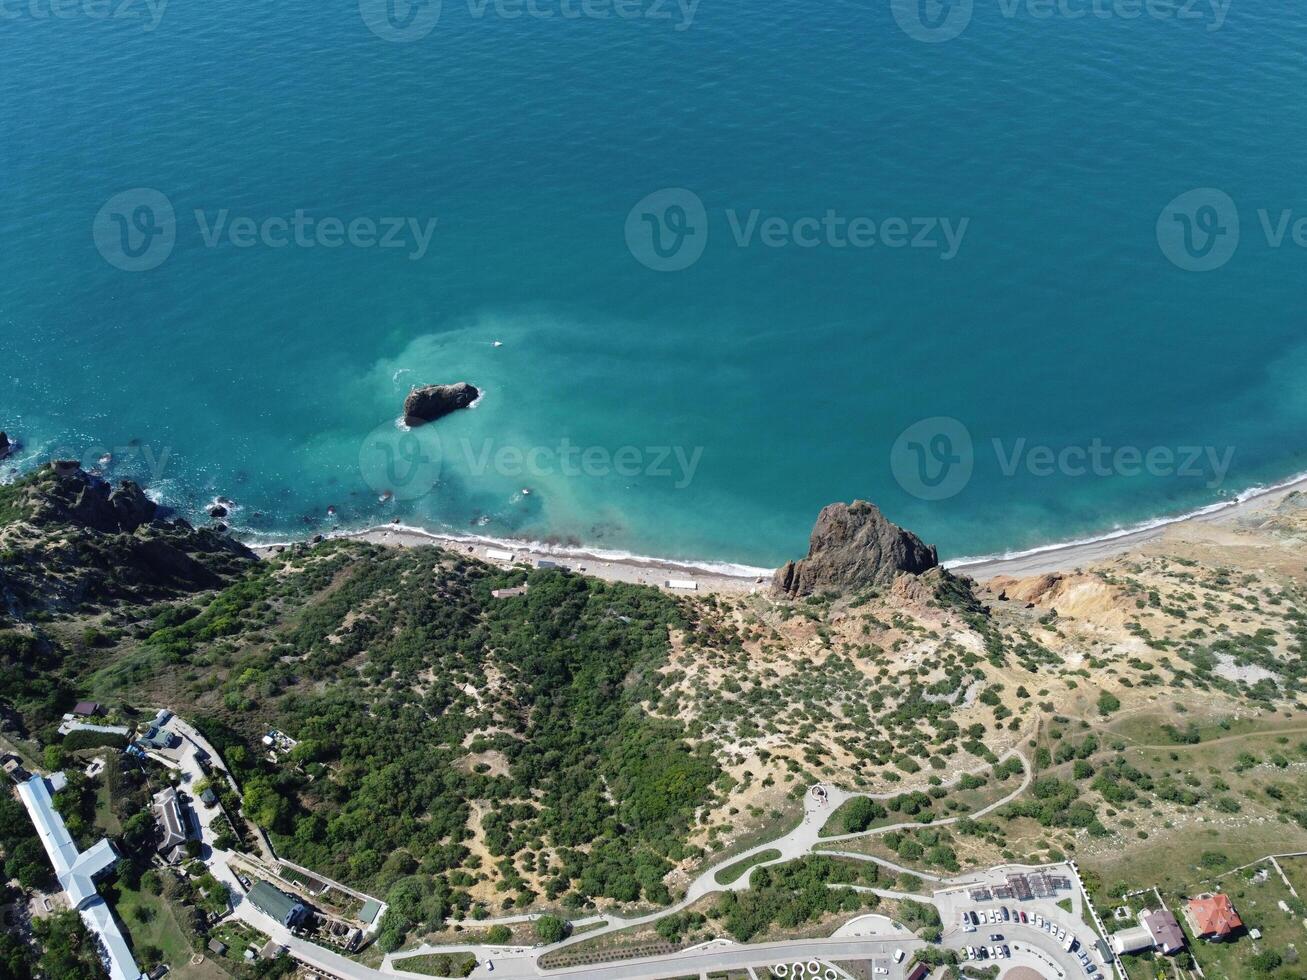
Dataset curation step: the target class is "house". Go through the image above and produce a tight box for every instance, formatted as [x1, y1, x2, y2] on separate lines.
[1111, 908, 1186, 956]
[905, 963, 930, 980]
[153, 787, 189, 861]
[1142, 908, 1186, 954]
[207, 939, 228, 956]
[247, 881, 308, 928]
[491, 586, 528, 598]
[73, 701, 104, 717]
[136, 725, 178, 751]
[1185, 893, 1243, 941]
[258, 940, 286, 960]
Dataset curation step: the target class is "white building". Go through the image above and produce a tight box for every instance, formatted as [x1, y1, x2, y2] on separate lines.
[16, 773, 145, 980]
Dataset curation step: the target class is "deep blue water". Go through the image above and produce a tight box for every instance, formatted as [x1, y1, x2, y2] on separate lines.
[3, 0, 1306, 567]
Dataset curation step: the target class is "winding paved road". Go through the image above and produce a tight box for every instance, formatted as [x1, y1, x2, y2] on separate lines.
[172, 718, 1050, 980]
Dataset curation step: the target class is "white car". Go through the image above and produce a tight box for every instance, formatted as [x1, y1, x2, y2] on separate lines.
[962, 947, 972, 960]
[893, 949, 905, 963]
[1058, 927, 1067, 941]
[874, 969, 888, 976]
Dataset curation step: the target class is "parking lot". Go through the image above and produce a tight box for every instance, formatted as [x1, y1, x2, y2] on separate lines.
[933, 867, 1112, 979]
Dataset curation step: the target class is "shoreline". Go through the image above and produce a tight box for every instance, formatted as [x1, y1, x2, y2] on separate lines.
[251, 523, 771, 595]
[946, 469, 1307, 580]
[247, 470, 1307, 594]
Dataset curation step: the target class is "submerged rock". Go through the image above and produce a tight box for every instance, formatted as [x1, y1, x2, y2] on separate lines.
[773, 499, 938, 598]
[0, 431, 12, 459]
[403, 382, 479, 426]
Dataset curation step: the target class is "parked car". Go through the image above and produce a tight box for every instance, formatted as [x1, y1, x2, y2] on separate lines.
[989, 933, 1003, 941]
[1001, 907, 1011, 921]
[893, 949, 905, 964]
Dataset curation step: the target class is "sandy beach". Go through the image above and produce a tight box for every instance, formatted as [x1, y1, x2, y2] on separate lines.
[254, 524, 768, 596]
[251, 473, 1307, 595]
[948, 472, 1307, 580]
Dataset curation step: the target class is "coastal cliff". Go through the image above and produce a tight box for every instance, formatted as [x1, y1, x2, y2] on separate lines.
[0, 463, 255, 614]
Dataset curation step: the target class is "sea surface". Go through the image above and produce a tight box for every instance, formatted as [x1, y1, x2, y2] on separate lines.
[3, 0, 1307, 568]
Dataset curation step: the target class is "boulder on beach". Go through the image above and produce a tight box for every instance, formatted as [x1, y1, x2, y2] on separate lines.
[403, 382, 479, 426]
[773, 500, 939, 598]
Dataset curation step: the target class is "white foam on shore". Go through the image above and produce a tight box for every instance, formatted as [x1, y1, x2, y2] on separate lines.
[217, 467, 1307, 582]
[945, 469, 1307, 570]
[246, 521, 773, 579]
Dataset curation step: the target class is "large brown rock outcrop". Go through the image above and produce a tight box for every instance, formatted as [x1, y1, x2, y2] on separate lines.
[773, 500, 938, 598]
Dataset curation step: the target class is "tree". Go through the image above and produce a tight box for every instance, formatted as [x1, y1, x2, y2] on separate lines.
[485, 925, 511, 944]
[535, 915, 568, 943]
[842, 797, 885, 833]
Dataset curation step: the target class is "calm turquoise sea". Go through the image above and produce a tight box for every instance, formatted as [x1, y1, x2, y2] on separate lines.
[3, 0, 1307, 567]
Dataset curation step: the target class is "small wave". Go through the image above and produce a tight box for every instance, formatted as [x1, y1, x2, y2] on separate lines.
[945, 468, 1307, 569]
[246, 520, 771, 579]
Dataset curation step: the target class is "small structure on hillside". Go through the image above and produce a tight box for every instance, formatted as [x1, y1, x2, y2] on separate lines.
[247, 881, 308, 928]
[73, 701, 104, 717]
[1, 754, 28, 783]
[135, 725, 178, 751]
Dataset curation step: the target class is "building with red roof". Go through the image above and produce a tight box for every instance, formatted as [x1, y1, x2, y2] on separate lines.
[1184, 893, 1243, 941]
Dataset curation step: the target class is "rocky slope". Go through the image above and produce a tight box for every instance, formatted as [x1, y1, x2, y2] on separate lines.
[0, 463, 255, 618]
